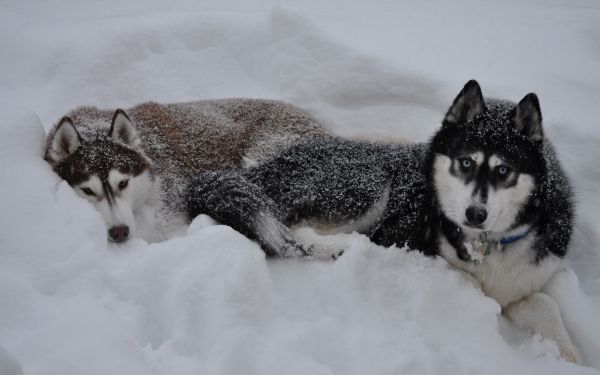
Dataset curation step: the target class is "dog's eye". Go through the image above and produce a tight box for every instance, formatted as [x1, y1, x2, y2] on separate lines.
[81, 187, 95, 196]
[118, 180, 129, 190]
[495, 165, 511, 178]
[459, 158, 474, 171]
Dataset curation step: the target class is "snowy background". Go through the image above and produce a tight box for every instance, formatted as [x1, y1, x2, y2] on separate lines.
[1, 0, 600, 374]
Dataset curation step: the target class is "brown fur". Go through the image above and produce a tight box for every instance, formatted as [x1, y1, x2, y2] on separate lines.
[46, 99, 328, 216]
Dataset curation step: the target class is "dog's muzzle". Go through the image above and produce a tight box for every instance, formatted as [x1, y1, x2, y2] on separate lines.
[108, 225, 130, 243]
[465, 205, 487, 227]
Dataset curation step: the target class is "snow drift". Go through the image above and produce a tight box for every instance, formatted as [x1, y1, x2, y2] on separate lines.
[1, 1, 600, 374]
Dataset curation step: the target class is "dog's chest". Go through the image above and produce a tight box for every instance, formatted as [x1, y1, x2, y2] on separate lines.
[439, 234, 560, 307]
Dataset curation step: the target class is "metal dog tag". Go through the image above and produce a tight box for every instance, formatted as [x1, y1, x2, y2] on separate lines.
[472, 239, 491, 256]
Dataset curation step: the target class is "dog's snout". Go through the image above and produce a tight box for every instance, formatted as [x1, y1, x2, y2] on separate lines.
[465, 206, 487, 226]
[108, 225, 130, 243]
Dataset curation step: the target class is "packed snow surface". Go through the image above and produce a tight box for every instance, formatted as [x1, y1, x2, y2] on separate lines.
[1, 0, 600, 374]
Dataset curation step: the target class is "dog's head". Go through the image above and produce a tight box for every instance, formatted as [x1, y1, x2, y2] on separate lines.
[46, 110, 154, 243]
[429, 80, 545, 234]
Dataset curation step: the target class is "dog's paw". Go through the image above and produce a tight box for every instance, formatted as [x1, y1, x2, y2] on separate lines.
[282, 239, 313, 257]
[331, 250, 345, 260]
[558, 342, 581, 365]
[254, 212, 296, 257]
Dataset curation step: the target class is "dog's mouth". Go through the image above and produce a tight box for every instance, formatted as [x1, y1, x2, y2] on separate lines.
[107, 237, 130, 244]
[461, 219, 507, 237]
[462, 221, 485, 230]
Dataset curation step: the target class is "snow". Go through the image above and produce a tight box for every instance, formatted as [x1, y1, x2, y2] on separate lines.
[1, 0, 600, 374]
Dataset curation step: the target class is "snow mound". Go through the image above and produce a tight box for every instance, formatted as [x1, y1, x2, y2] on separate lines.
[1, 1, 600, 374]
[0, 106, 593, 373]
[0, 109, 594, 373]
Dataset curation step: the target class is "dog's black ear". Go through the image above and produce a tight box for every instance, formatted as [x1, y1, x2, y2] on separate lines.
[513, 93, 543, 142]
[444, 80, 486, 125]
[48, 117, 81, 164]
[109, 109, 140, 148]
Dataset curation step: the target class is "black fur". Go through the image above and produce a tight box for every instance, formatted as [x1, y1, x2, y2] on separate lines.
[187, 138, 430, 255]
[186, 81, 574, 262]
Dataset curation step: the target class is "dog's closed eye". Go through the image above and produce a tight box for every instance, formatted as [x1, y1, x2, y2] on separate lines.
[81, 187, 95, 196]
[118, 180, 129, 190]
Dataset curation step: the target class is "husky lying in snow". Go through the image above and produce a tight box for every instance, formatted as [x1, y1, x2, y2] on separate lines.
[186, 81, 579, 363]
[45, 99, 327, 242]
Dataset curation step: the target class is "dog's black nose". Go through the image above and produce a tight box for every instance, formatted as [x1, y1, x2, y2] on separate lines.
[108, 225, 129, 243]
[465, 206, 487, 226]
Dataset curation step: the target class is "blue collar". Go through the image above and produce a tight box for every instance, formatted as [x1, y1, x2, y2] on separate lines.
[498, 227, 532, 245]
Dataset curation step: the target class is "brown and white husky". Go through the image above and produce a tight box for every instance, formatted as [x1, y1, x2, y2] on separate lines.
[45, 99, 327, 243]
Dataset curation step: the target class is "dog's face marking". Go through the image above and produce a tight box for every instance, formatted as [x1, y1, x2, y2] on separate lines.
[433, 152, 535, 233]
[73, 171, 134, 242]
[431, 80, 545, 235]
[46, 112, 154, 242]
[76, 175, 104, 202]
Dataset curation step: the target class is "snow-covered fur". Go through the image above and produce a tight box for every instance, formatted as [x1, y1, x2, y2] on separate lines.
[45, 99, 327, 242]
[186, 81, 578, 362]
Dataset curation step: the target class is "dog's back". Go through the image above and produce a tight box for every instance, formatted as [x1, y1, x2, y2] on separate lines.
[62, 99, 326, 203]
[47, 98, 327, 241]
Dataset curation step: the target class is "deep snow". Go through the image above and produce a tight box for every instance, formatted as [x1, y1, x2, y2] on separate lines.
[1, 0, 600, 374]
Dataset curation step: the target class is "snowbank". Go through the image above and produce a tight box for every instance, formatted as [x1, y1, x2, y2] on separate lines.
[0, 105, 595, 374]
[1, 0, 600, 374]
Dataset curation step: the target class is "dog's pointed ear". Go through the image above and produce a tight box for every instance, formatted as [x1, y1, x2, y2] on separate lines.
[109, 109, 140, 148]
[444, 80, 486, 125]
[48, 116, 81, 164]
[513, 93, 543, 142]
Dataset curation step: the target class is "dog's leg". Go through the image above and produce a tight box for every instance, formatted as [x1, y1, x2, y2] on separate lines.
[503, 292, 580, 364]
[186, 171, 307, 257]
[543, 267, 600, 367]
[456, 269, 482, 290]
[253, 210, 312, 257]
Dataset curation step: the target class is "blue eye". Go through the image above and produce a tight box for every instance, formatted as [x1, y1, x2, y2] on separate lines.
[459, 158, 474, 171]
[496, 165, 510, 177]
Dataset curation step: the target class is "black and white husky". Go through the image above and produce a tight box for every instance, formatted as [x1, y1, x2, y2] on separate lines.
[186, 81, 579, 362]
[45, 99, 326, 242]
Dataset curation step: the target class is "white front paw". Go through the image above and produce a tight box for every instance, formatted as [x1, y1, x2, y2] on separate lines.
[558, 342, 581, 364]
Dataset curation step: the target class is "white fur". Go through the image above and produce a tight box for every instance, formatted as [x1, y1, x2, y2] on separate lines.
[304, 186, 391, 235]
[487, 175, 535, 232]
[433, 154, 477, 225]
[253, 211, 295, 256]
[434, 153, 557, 305]
[439, 233, 560, 307]
[504, 292, 580, 363]
[488, 155, 503, 168]
[487, 154, 535, 233]
[49, 119, 80, 163]
[470, 151, 484, 165]
[77, 175, 103, 198]
[439, 235, 580, 363]
[253, 187, 391, 256]
[242, 156, 259, 168]
[433, 152, 578, 363]
[74, 170, 154, 241]
[433, 153, 535, 232]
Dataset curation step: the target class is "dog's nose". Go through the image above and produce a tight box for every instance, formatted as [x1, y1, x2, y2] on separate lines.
[465, 206, 487, 226]
[108, 225, 129, 243]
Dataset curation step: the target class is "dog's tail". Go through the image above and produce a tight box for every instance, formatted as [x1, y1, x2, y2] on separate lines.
[186, 170, 303, 257]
